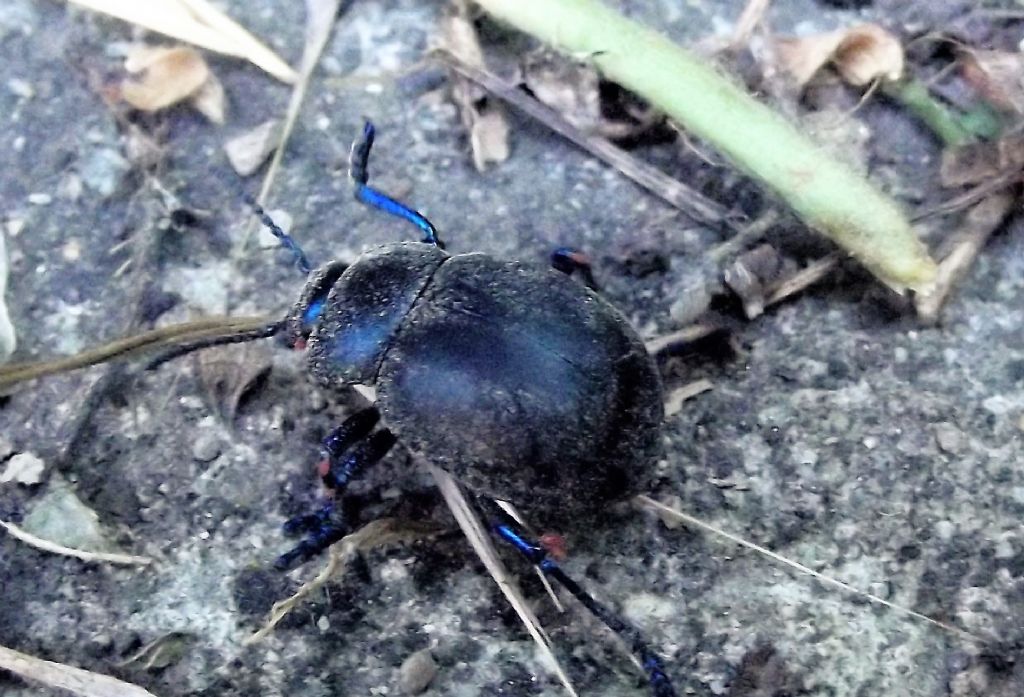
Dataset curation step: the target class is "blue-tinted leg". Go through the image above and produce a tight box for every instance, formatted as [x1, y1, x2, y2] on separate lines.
[349, 121, 445, 248]
[485, 502, 677, 697]
[551, 247, 599, 291]
[276, 410, 396, 570]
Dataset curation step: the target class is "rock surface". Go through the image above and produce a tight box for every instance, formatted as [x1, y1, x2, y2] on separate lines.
[1, 1, 1022, 697]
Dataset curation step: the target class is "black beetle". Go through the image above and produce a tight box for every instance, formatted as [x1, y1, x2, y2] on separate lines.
[288, 241, 664, 524]
[156, 121, 675, 696]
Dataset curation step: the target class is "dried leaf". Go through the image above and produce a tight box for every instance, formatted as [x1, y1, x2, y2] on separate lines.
[961, 49, 1024, 114]
[0, 230, 13, 364]
[0, 644, 158, 697]
[224, 120, 281, 176]
[190, 70, 226, 124]
[724, 244, 796, 319]
[521, 51, 603, 133]
[776, 24, 904, 87]
[194, 342, 272, 421]
[940, 131, 1024, 187]
[65, 0, 297, 83]
[441, 6, 510, 171]
[122, 45, 210, 112]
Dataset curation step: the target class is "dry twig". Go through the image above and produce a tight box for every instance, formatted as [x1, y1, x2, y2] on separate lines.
[437, 50, 738, 231]
[0, 644, 159, 697]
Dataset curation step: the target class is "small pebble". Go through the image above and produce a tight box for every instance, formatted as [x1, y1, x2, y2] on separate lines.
[0, 451, 45, 485]
[27, 192, 52, 205]
[191, 434, 222, 463]
[399, 648, 437, 695]
[934, 422, 964, 454]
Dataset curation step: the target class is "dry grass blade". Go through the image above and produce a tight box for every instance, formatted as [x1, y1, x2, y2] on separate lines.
[247, 518, 440, 644]
[0, 519, 153, 566]
[242, 0, 342, 249]
[915, 190, 1016, 323]
[0, 315, 274, 391]
[428, 464, 579, 697]
[634, 495, 985, 643]
[730, 0, 771, 48]
[65, 0, 297, 83]
[0, 644, 159, 697]
[0, 229, 14, 364]
[437, 50, 737, 231]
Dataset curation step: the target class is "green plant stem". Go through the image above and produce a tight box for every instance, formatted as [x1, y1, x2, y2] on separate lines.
[474, 0, 937, 290]
[882, 80, 975, 147]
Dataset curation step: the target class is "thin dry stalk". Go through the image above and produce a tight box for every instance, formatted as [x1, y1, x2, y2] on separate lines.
[764, 252, 841, 306]
[428, 464, 579, 697]
[634, 495, 986, 644]
[0, 644, 159, 697]
[247, 518, 439, 644]
[915, 190, 1016, 323]
[730, 0, 771, 48]
[0, 520, 153, 566]
[437, 50, 738, 231]
[241, 0, 343, 250]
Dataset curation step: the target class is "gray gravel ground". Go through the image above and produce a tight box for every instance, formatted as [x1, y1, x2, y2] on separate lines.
[1, 1, 1023, 696]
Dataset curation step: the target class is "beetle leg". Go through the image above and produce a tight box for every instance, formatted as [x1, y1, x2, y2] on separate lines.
[551, 246, 600, 291]
[480, 499, 677, 697]
[275, 425, 397, 570]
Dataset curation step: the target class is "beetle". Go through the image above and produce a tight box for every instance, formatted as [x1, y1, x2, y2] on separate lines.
[154, 121, 675, 696]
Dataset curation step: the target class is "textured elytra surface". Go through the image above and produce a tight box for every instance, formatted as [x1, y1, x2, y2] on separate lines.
[376, 252, 663, 524]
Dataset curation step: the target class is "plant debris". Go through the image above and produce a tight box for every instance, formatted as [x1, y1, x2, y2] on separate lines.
[776, 23, 905, 87]
[65, 0, 297, 83]
[915, 190, 1016, 324]
[441, 2, 510, 171]
[0, 643, 158, 697]
[194, 342, 273, 422]
[116, 632, 195, 671]
[224, 119, 282, 176]
[246, 518, 442, 644]
[0, 229, 13, 364]
[121, 45, 226, 122]
[960, 48, 1024, 115]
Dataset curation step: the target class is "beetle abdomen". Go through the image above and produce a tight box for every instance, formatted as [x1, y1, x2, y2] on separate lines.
[377, 254, 663, 522]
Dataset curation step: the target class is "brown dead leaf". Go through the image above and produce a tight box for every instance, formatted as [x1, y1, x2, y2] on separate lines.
[195, 342, 272, 421]
[122, 45, 210, 111]
[122, 45, 226, 123]
[777, 24, 904, 87]
[961, 49, 1024, 114]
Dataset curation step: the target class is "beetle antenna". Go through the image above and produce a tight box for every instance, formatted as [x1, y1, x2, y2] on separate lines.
[243, 194, 313, 275]
[349, 121, 445, 249]
[145, 320, 285, 370]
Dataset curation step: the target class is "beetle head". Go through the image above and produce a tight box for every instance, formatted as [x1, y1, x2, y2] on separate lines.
[304, 243, 447, 388]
